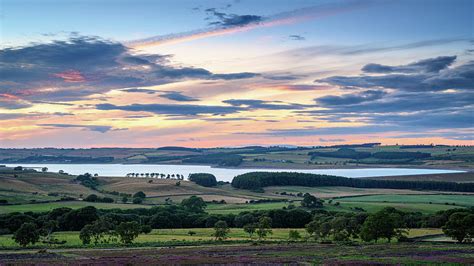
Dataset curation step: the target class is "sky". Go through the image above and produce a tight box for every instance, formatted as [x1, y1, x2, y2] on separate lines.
[0, 0, 473, 148]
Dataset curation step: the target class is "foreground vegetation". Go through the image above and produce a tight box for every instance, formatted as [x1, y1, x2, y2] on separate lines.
[0, 242, 473, 265]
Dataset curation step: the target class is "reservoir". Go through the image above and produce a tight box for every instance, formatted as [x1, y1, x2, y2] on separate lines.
[6, 164, 464, 182]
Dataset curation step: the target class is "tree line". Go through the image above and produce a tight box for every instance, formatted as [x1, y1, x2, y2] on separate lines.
[231, 172, 474, 192]
[2, 195, 473, 246]
[309, 148, 431, 160]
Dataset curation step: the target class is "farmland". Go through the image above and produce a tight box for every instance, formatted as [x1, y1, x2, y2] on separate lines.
[1, 144, 473, 169]
[0, 228, 443, 249]
[0, 163, 473, 265]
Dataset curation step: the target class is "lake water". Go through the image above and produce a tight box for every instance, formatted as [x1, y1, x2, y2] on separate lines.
[6, 164, 464, 182]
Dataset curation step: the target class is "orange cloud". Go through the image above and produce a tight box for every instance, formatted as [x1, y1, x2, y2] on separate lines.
[52, 70, 86, 83]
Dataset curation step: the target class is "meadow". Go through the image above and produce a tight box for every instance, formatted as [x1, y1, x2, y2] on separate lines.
[0, 228, 443, 249]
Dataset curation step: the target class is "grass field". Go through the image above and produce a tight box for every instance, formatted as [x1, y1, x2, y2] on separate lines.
[366, 172, 474, 183]
[207, 202, 292, 214]
[0, 192, 470, 215]
[0, 228, 443, 249]
[337, 194, 474, 207]
[0, 201, 147, 214]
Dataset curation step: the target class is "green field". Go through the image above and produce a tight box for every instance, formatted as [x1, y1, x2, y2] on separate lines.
[0, 201, 147, 214]
[0, 193, 470, 215]
[337, 194, 474, 207]
[0, 228, 441, 249]
[207, 202, 293, 214]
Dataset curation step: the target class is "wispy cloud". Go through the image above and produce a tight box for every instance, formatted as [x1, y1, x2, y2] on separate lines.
[126, 1, 370, 48]
[37, 123, 124, 133]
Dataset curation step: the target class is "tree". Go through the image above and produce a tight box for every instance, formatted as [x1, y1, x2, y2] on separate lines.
[331, 216, 351, 242]
[181, 196, 206, 212]
[116, 221, 141, 244]
[39, 220, 65, 247]
[13, 222, 40, 247]
[300, 193, 324, 209]
[213, 220, 230, 241]
[256, 216, 272, 241]
[41, 167, 48, 172]
[79, 218, 116, 245]
[132, 197, 143, 204]
[141, 225, 152, 234]
[243, 223, 257, 239]
[288, 230, 301, 242]
[133, 191, 146, 199]
[443, 212, 474, 243]
[305, 220, 320, 240]
[360, 208, 406, 243]
[121, 196, 128, 203]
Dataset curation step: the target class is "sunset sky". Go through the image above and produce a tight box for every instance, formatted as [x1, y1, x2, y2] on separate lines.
[0, 0, 473, 148]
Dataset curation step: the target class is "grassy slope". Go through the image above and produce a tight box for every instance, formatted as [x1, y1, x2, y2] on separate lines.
[0, 201, 147, 214]
[365, 172, 474, 183]
[0, 169, 472, 214]
[0, 169, 103, 204]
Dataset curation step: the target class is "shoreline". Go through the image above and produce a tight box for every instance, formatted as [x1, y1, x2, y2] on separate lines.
[3, 162, 472, 172]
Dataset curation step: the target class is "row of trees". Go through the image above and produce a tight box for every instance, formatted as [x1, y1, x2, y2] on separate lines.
[125, 173, 185, 179]
[308, 148, 431, 160]
[231, 172, 474, 192]
[4, 195, 474, 247]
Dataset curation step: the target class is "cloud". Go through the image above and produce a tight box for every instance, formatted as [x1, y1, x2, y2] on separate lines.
[319, 138, 346, 142]
[274, 38, 468, 60]
[159, 91, 199, 102]
[127, 1, 370, 48]
[37, 123, 120, 133]
[274, 55, 474, 139]
[96, 98, 309, 116]
[96, 103, 244, 116]
[0, 36, 258, 107]
[0, 96, 33, 109]
[289, 35, 305, 41]
[121, 88, 199, 101]
[316, 90, 386, 106]
[319, 58, 474, 92]
[362, 56, 456, 73]
[223, 99, 308, 110]
[206, 8, 263, 27]
[121, 88, 158, 94]
[235, 125, 400, 136]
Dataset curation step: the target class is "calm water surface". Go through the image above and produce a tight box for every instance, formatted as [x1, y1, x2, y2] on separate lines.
[6, 164, 464, 182]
